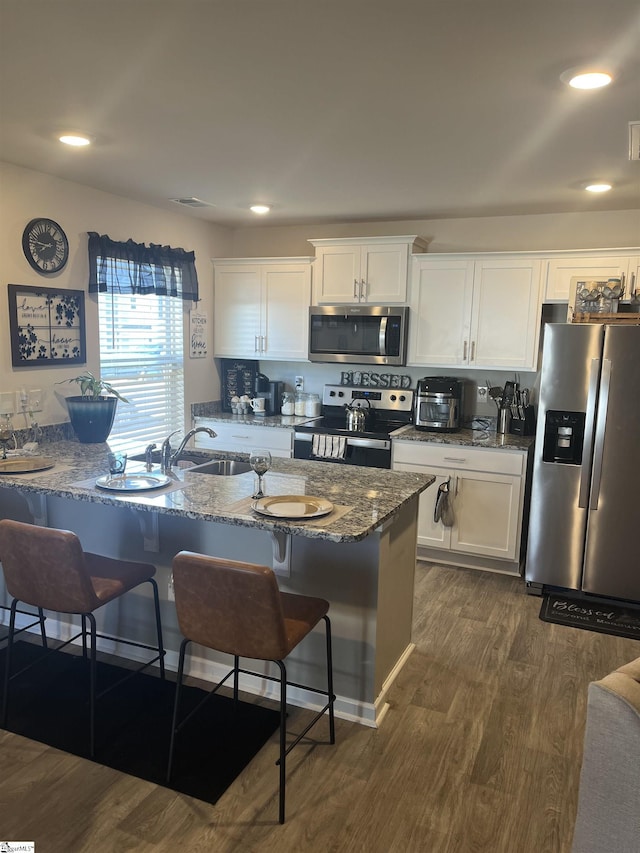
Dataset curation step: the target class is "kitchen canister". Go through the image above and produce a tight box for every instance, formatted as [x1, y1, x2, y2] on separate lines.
[294, 392, 307, 416]
[305, 394, 321, 417]
[281, 392, 295, 415]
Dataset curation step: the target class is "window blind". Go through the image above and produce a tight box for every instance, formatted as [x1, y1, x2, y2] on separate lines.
[98, 289, 185, 454]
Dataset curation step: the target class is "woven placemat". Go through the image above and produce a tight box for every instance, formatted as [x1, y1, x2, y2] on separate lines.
[223, 495, 353, 526]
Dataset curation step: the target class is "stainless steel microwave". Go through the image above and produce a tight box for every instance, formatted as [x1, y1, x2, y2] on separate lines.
[308, 305, 409, 365]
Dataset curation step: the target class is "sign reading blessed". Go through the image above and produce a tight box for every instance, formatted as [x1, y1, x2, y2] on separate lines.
[8, 284, 86, 366]
[340, 371, 412, 389]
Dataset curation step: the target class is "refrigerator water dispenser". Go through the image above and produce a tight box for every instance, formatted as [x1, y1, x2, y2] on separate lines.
[542, 410, 586, 464]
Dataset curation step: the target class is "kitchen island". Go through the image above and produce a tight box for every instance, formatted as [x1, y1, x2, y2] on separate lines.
[0, 440, 433, 726]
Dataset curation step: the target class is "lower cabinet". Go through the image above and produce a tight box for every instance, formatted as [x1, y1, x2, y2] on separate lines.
[392, 441, 527, 574]
[193, 419, 293, 457]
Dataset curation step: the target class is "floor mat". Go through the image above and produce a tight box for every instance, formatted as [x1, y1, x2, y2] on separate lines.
[539, 592, 640, 641]
[0, 641, 280, 804]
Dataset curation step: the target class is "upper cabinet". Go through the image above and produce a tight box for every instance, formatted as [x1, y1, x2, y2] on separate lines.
[308, 235, 427, 304]
[408, 254, 543, 371]
[543, 250, 640, 301]
[213, 257, 313, 361]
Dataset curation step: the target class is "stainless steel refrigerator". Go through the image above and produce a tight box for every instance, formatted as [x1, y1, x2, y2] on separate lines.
[526, 322, 640, 602]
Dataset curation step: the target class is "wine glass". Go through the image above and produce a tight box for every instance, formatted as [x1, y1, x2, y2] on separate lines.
[249, 449, 272, 499]
[0, 414, 15, 460]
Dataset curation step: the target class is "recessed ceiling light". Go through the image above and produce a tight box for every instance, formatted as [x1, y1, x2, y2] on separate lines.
[250, 205, 271, 215]
[562, 70, 612, 90]
[585, 183, 612, 193]
[59, 133, 92, 147]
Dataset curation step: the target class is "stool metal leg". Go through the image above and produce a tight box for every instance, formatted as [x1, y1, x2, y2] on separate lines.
[275, 659, 287, 824]
[1, 599, 18, 728]
[167, 637, 189, 782]
[233, 655, 239, 708]
[148, 577, 165, 678]
[323, 614, 336, 743]
[38, 608, 47, 648]
[87, 612, 97, 758]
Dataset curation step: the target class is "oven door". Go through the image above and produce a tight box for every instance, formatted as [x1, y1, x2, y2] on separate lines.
[293, 433, 392, 468]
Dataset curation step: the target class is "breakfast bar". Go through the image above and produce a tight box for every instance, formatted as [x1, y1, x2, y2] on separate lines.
[0, 441, 433, 726]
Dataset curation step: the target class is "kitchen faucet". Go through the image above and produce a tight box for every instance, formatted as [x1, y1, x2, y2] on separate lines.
[160, 427, 217, 473]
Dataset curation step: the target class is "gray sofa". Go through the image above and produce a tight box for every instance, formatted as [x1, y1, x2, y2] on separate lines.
[571, 656, 640, 853]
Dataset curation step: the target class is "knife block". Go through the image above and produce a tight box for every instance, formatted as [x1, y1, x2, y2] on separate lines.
[509, 405, 536, 436]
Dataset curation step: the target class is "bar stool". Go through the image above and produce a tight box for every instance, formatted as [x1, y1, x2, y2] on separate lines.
[0, 519, 165, 757]
[167, 550, 336, 824]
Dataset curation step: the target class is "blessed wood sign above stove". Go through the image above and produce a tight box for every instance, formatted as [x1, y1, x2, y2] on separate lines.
[340, 371, 412, 389]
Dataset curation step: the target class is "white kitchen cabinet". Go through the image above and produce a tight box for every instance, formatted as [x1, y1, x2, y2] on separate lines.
[392, 441, 527, 574]
[408, 254, 542, 370]
[308, 235, 427, 304]
[213, 257, 313, 361]
[543, 252, 634, 302]
[193, 418, 293, 457]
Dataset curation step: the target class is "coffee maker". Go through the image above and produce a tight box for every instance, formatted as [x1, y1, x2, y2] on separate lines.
[254, 373, 284, 415]
[266, 381, 284, 415]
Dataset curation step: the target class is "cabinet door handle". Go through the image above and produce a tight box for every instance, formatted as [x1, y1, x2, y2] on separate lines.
[360, 279, 366, 301]
[463, 340, 468, 360]
[470, 341, 476, 361]
[261, 335, 266, 353]
[354, 279, 359, 299]
[254, 335, 259, 353]
[630, 271, 636, 296]
[443, 456, 467, 463]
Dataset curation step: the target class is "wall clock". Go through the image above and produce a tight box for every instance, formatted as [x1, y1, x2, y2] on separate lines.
[22, 217, 69, 274]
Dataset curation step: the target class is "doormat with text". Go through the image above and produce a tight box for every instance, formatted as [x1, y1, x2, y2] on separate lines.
[540, 593, 640, 641]
[0, 641, 280, 804]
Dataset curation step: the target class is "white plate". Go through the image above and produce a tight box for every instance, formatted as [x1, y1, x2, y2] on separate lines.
[251, 494, 334, 519]
[95, 473, 172, 492]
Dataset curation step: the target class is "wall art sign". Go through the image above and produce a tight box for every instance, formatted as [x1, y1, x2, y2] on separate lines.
[8, 284, 86, 367]
[340, 370, 412, 389]
[189, 309, 208, 358]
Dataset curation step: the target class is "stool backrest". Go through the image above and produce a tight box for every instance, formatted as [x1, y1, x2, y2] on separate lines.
[0, 519, 99, 613]
[172, 551, 289, 660]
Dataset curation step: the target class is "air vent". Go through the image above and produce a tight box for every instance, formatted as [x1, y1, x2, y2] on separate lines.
[629, 122, 640, 161]
[170, 197, 215, 208]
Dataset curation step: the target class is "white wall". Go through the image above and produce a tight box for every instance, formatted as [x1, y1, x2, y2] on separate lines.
[229, 209, 640, 257]
[0, 162, 232, 428]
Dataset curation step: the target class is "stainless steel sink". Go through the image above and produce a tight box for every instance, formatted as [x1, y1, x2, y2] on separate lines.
[129, 452, 251, 476]
[188, 459, 252, 476]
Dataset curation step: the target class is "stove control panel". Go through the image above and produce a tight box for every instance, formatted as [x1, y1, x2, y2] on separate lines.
[323, 385, 414, 413]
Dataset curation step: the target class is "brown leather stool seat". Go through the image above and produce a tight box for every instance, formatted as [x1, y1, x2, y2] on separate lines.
[167, 550, 336, 824]
[0, 519, 165, 757]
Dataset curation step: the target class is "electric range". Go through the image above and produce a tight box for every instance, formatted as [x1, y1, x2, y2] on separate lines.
[293, 385, 414, 468]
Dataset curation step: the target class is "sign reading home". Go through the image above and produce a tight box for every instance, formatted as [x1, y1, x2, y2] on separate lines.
[8, 284, 86, 367]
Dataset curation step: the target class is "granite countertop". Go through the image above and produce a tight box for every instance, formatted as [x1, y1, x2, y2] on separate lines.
[196, 413, 534, 451]
[195, 413, 319, 429]
[0, 440, 432, 544]
[390, 426, 535, 452]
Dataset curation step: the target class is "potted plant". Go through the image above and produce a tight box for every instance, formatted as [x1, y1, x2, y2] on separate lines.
[57, 371, 129, 443]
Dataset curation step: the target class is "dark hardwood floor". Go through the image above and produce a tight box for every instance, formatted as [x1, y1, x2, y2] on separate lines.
[1, 561, 637, 852]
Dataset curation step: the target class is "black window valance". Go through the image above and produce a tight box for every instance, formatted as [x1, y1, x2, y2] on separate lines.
[87, 232, 199, 302]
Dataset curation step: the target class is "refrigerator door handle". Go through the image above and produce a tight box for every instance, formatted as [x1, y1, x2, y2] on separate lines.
[588, 358, 611, 510]
[578, 357, 601, 509]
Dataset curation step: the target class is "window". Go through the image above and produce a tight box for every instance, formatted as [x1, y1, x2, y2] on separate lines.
[89, 232, 199, 455]
[98, 282, 185, 454]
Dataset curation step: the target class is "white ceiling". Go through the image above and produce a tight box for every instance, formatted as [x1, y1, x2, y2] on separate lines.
[1, 0, 639, 228]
